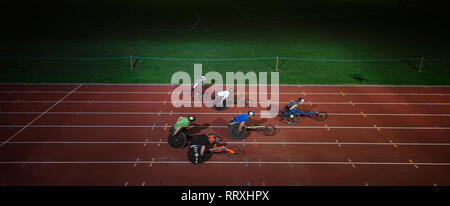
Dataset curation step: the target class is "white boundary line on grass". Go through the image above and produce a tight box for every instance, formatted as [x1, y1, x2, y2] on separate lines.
[0, 84, 83, 148]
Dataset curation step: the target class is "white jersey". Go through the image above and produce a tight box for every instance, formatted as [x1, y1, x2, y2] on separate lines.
[217, 91, 230, 99]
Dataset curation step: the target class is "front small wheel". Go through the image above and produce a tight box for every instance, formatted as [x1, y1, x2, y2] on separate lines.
[313, 111, 328, 121]
[263, 125, 277, 136]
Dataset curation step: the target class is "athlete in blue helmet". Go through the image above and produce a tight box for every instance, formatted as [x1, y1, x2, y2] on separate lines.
[229, 110, 255, 132]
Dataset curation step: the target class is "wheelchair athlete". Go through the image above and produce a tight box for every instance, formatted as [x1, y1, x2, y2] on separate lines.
[188, 134, 217, 164]
[281, 97, 304, 118]
[229, 110, 255, 132]
[172, 115, 196, 136]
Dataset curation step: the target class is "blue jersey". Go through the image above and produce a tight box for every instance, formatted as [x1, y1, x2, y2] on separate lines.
[287, 100, 300, 109]
[234, 113, 249, 123]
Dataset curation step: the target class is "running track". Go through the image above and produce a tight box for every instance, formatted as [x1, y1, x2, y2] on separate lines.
[0, 83, 449, 186]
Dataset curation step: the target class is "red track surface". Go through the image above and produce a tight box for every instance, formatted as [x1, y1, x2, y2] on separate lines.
[0, 83, 449, 186]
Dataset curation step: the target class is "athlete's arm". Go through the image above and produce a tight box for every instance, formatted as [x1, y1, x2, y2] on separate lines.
[173, 124, 183, 135]
[239, 121, 246, 132]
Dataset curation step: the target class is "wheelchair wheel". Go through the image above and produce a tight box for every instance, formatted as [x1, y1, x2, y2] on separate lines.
[187, 145, 204, 164]
[167, 132, 187, 149]
[284, 112, 301, 124]
[263, 125, 277, 136]
[213, 99, 227, 111]
[225, 146, 244, 159]
[313, 111, 328, 121]
[228, 123, 247, 140]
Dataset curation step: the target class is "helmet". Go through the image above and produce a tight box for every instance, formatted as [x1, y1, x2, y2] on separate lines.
[201, 75, 206, 80]
[298, 97, 304, 103]
[208, 134, 217, 143]
[188, 115, 196, 121]
[248, 110, 255, 116]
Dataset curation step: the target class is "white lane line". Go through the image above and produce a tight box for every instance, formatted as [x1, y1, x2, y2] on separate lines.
[0, 84, 83, 148]
[1, 111, 449, 117]
[1, 100, 450, 105]
[1, 83, 449, 87]
[3, 141, 450, 146]
[0, 125, 449, 130]
[0, 160, 448, 166]
[1, 90, 449, 96]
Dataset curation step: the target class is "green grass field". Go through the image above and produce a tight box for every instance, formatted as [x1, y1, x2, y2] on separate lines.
[1, 0, 449, 84]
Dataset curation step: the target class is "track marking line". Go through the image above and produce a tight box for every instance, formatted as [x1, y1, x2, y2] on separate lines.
[157, 139, 162, 147]
[417, 112, 424, 119]
[433, 183, 438, 186]
[149, 157, 155, 167]
[21, 158, 32, 167]
[257, 158, 262, 167]
[349, 101, 355, 107]
[144, 139, 148, 147]
[3, 124, 450, 130]
[409, 160, 420, 169]
[288, 158, 293, 168]
[134, 158, 140, 168]
[0, 84, 82, 148]
[124, 181, 128, 186]
[242, 139, 246, 148]
[141, 182, 146, 186]
[261, 181, 266, 186]
[1, 160, 450, 166]
[151, 123, 155, 130]
[296, 182, 300, 186]
[6, 141, 450, 146]
[340, 92, 345, 96]
[163, 123, 168, 130]
[388, 140, 398, 148]
[335, 139, 342, 148]
[364, 182, 369, 186]
[254, 139, 258, 148]
[244, 158, 248, 168]
[360, 112, 367, 118]
[169, 111, 173, 117]
[281, 139, 285, 148]
[348, 159, 356, 168]
[325, 124, 330, 131]
[373, 125, 381, 132]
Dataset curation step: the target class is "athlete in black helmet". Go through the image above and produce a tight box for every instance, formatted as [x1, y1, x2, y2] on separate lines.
[282, 97, 305, 117]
